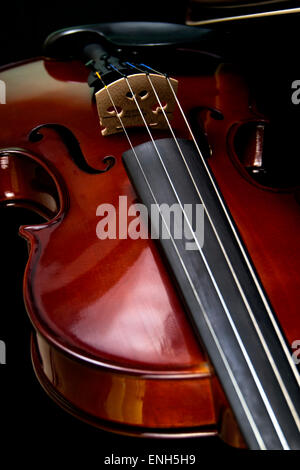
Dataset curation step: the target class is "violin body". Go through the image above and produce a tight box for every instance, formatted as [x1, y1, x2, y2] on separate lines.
[0, 23, 299, 448]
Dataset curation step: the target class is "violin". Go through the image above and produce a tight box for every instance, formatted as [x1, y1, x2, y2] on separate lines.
[0, 18, 299, 450]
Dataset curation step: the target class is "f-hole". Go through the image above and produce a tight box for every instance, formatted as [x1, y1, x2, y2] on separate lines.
[29, 124, 115, 174]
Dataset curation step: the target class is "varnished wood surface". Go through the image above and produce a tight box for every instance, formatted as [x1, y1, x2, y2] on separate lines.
[0, 58, 298, 444]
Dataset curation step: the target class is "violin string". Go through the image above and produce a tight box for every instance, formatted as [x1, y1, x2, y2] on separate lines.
[126, 62, 300, 430]
[106, 65, 293, 447]
[96, 70, 267, 450]
[158, 65, 300, 391]
[122, 68, 294, 447]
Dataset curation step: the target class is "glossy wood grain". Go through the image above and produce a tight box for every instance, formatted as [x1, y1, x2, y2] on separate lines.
[0, 57, 298, 446]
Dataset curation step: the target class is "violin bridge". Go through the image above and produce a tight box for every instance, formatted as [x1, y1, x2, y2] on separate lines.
[95, 73, 178, 136]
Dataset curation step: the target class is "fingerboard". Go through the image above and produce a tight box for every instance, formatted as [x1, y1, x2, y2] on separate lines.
[123, 137, 300, 450]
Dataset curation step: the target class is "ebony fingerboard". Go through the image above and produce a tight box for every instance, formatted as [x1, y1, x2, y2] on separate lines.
[123, 137, 300, 450]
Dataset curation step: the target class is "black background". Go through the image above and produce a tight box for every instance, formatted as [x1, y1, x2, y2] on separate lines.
[0, 0, 298, 464]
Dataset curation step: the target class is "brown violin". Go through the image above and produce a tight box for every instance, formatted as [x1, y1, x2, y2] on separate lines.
[0, 21, 299, 450]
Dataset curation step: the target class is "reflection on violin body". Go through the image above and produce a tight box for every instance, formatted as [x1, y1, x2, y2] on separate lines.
[0, 20, 299, 449]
